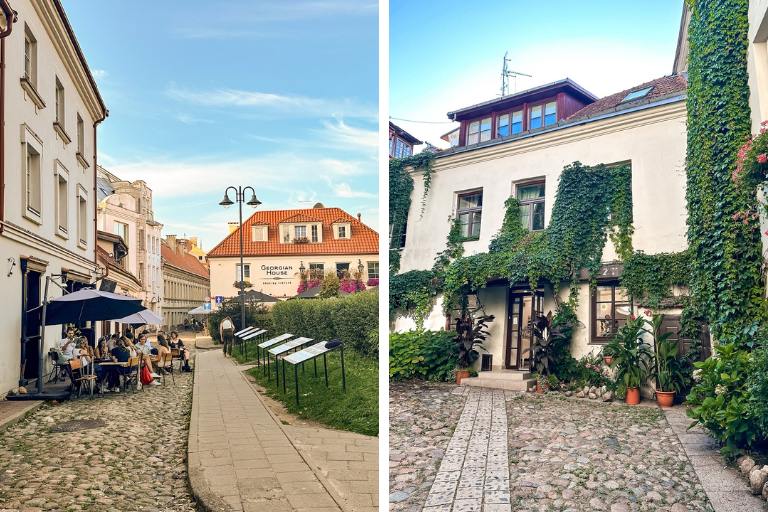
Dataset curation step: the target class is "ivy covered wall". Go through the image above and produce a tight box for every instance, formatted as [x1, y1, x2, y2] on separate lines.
[685, 0, 766, 345]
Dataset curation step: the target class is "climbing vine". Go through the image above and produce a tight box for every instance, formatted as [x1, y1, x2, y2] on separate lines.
[440, 162, 633, 311]
[389, 152, 435, 273]
[621, 250, 691, 308]
[685, 0, 766, 346]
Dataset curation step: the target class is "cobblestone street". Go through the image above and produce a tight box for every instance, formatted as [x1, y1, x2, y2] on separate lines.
[390, 383, 716, 512]
[0, 373, 196, 512]
[389, 383, 466, 512]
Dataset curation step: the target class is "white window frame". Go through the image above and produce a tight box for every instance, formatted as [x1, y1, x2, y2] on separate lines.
[295, 225, 307, 239]
[24, 24, 37, 86]
[310, 224, 319, 242]
[235, 263, 251, 281]
[55, 77, 64, 125]
[21, 125, 43, 224]
[367, 261, 379, 280]
[251, 225, 267, 241]
[113, 221, 129, 246]
[77, 186, 88, 249]
[55, 160, 69, 239]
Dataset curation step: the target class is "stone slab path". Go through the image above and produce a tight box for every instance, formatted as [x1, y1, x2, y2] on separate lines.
[189, 349, 377, 512]
[0, 399, 41, 430]
[423, 387, 510, 512]
[189, 349, 341, 511]
[664, 406, 767, 512]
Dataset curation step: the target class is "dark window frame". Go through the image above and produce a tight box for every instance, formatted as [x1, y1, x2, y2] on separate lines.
[456, 189, 483, 240]
[591, 281, 632, 344]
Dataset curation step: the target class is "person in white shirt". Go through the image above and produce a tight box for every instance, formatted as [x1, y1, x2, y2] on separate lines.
[220, 317, 235, 356]
[58, 328, 77, 361]
[136, 333, 160, 378]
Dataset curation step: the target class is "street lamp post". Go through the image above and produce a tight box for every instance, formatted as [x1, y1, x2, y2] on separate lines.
[219, 186, 261, 340]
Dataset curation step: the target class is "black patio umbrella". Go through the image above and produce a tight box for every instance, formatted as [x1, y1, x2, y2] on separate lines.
[44, 288, 144, 325]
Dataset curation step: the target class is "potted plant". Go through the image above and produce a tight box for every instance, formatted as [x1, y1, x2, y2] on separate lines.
[601, 346, 614, 366]
[534, 373, 547, 394]
[454, 313, 495, 384]
[646, 314, 685, 408]
[604, 316, 652, 405]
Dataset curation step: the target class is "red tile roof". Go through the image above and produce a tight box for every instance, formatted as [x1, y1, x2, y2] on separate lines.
[282, 213, 322, 223]
[161, 243, 210, 279]
[567, 74, 687, 122]
[207, 207, 379, 258]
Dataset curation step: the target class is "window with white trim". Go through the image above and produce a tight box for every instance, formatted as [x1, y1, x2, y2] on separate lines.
[55, 164, 69, 235]
[235, 263, 251, 281]
[77, 114, 84, 155]
[77, 189, 87, 247]
[529, 105, 543, 129]
[309, 263, 324, 279]
[24, 141, 41, 218]
[311, 224, 319, 242]
[367, 261, 379, 279]
[517, 181, 546, 231]
[114, 221, 128, 245]
[24, 25, 37, 86]
[295, 225, 307, 239]
[544, 101, 557, 126]
[55, 77, 64, 125]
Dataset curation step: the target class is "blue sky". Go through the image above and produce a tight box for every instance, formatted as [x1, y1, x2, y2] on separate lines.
[391, 0, 685, 147]
[62, 0, 378, 249]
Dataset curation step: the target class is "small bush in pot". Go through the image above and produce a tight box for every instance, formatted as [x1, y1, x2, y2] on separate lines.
[604, 316, 652, 405]
[453, 313, 494, 383]
[645, 314, 687, 407]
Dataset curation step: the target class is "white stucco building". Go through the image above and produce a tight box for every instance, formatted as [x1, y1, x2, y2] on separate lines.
[0, 0, 107, 394]
[393, 74, 690, 383]
[207, 205, 379, 301]
[96, 166, 163, 316]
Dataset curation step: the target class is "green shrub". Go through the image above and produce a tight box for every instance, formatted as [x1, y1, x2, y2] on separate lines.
[271, 290, 378, 356]
[389, 330, 457, 381]
[687, 343, 763, 452]
[207, 299, 272, 342]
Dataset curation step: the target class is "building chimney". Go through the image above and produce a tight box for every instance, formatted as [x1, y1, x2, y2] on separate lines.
[228, 222, 239, 234]
[166, 235, 177, 252]
[357, 212, 361, 222]
[189, 236, 199, 249]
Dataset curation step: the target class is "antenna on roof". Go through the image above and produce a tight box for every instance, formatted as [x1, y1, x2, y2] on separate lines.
[501, 51, 532, 97]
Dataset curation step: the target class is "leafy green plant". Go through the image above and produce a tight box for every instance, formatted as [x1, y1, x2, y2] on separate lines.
[644, 314, 690, 394]
[687, 343, 761, 451]
[604, 316, 652, 393]
[271, 291, 378, 356]
[389, 330, 458, 381]
[454, 314, 494, 368]
[530, 312, 570, 377]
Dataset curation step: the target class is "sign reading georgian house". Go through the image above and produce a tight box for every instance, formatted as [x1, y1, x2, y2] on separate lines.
[207, 204, 379, 301]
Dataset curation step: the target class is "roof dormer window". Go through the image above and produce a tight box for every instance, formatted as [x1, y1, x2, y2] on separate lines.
[332, 221, 351, 239]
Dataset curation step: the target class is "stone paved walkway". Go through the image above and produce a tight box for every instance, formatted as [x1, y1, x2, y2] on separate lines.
[423, 387, 509, 511]
[0, 372, 196, 511]
[389, 383, 466, 511]
[0, 399, 41, 430]
[664, 406, 767, 512]
[391, 383, 721, 512]
[189, 349, 377, 511]
[189, 349, 340, 511]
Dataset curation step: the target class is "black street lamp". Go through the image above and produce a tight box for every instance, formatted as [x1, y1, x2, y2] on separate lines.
[219, 186, 261, 334]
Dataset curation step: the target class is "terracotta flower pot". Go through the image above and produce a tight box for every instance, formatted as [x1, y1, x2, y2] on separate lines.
[655, 390, 675, 408]
[535, 382, 544, 394]
[603, 356, 613, 366]
[625, 387, 640, 405]
[455, 369, 470, 385]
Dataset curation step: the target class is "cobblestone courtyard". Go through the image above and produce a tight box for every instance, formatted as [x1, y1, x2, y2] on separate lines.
[390, 383, 715, 512]
[0, 373, 197, 512]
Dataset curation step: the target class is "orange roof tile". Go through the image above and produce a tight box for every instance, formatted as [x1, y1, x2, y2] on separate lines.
[282, 213, 322, 223]
[207, 207, 379, 258]
[161, 243, 210, 279]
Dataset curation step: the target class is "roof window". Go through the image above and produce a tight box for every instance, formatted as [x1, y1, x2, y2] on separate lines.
[621, 86, 653, 103]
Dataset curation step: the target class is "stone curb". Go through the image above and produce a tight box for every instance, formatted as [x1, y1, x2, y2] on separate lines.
[0, 400, 43, 432]
[235, 358, 353, 512]
[186, 354, 235, 512]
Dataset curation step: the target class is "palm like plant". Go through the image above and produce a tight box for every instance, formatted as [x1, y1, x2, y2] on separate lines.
[645, 314, 686, 393]
[604, 316, 653, 393]
[454, 314, 495, 368]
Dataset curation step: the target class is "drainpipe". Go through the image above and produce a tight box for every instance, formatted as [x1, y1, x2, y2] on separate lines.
[92, 115, 106, 269]
[0, 1, 16, 234]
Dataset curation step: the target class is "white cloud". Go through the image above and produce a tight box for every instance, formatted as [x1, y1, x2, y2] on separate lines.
[324, 178, 376, 199]
[166, 85, 376, 120]
[245, 119, 378, 156]
[175, 113, 214, 125]
[318, 119, 378, 149]
[91, 69, 108, 80]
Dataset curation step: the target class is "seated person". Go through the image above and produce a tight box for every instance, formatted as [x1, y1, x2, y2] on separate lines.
[156, 335, 172, 372]
[105, 339, 132, 391]
[130, 334, 160, 378]
[169, 331, 192, 372]
[58, 328, 77, 361]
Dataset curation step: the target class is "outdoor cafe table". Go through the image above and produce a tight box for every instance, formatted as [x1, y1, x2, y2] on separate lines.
[258, 333, 294, 378]
[282, 341, 346, 405]
[268, 337, 314, 387]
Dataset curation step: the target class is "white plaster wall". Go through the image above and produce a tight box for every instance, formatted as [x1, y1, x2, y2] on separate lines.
[399, 103, 688, 274]
[0, 0, 103, 395]
[209, 254, 380, 301]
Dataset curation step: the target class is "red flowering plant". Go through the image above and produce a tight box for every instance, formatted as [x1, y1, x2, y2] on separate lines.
[366, 278, 379, 287]
[339, 278, 366, 294]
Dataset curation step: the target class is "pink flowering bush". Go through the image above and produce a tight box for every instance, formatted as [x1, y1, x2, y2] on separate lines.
[296, 278, 321, 294]
[340, 278, 366, 294]
[732, 120, 768, 185]
[366, 278, 379, 287]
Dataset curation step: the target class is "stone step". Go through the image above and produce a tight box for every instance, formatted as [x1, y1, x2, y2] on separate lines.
[460, 376, 534, 391]
[475, 370, 532, 381]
